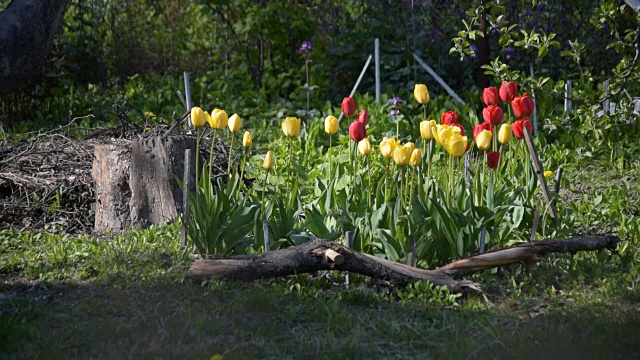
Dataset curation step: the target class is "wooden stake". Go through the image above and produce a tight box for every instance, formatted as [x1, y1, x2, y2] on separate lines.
[479, 227, 487, 253]
[181, 149, 191, 246]
[529, 64, 538, 134]
[176, 90, 187, 110]
[564, 80, 572, 115]
[552, 166, 564, 209]
[184, 72, 194, 132]
[345, 231, 353, 286]
[523, 128, 559, 226]
[464, 153, 471, 191]
[530, 201, 541, 242]
[263, 221, 270, 252]
[407, 236, 416, 267]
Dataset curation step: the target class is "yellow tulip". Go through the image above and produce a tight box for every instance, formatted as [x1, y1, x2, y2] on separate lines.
[393, 146, 410, 166]
[191, 106, 206, 128]
[414, 84, 430, 105]
[263, 151, 274, 169]
[420, 120, 437, 140]
[282, 117, 301, 137]
[498, 123, 512, 144]
[446, 135, 468, 157]
[434, 124, 453, 146]
[475, 130, 492, 151]
[242, 131, 252, 147]
[379, 137, 397, 158]
[403, 142, 415, 156]
[358, 138, 372, 156]
[324, 116, 338, 135]
[228, 113, 242, 132]
[544, 170, 553, 178]
[210, 108, 228, 130]
[410, 148, 422, 166]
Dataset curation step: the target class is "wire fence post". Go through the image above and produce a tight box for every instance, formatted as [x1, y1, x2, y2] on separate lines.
[184, 72, 194, 132]
[375, 38, 381, 103]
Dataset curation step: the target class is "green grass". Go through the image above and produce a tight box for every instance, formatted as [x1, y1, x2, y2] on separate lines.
[1, 215, 639, 358]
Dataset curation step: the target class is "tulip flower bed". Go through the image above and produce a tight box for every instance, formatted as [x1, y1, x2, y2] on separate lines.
[182, 81, 570, 270]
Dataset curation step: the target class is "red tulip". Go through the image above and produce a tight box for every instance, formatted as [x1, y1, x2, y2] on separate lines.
[482, 87, 499, 106]
[511, 93, 535, 119]
[451, 122, 465, 136]
[482, 105, 504, 125]
[357, 108, 368, 125]
[441, 110, 458, 125]
[473, 122, 493, 139]
[499, 81, 518, 102]
[342, 97, 356, 117]
[512, 118, 533, 139]
[487, 151, 500, 169]
[349, 120, 366, 141]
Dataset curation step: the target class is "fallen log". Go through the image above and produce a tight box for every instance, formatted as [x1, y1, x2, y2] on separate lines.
[185, 235, 619, 293]
[437, 235, 619, 277]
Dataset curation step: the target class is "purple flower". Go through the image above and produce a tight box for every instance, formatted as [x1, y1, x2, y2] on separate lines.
[504, 46, 516, 61]
[299, 41, 312, 54]
[390, 109, 400, 116]
[390, 97, 403, 105]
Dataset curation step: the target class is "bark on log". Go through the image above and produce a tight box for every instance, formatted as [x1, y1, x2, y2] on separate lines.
[91, 136, 197, 232]
[186, 235, 619, 292]
[0, 0, 71, 93]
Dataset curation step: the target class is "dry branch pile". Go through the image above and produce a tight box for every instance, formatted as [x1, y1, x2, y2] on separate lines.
[0, 117, 229, 233]
[0, 130, 97, 232]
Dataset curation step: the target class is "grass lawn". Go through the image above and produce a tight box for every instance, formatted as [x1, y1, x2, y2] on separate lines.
[1, 219, 639, 359]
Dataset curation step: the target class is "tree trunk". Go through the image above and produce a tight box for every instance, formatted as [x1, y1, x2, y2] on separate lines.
[186, 235, 619, 293]
[0, 0, 71, 93]
[474, 1, 490, 90]
[91, 136, 197, 232]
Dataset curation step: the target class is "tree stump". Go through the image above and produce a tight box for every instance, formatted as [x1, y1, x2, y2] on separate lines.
[92, 136, 197, 232]
[92, 140, 131, 232]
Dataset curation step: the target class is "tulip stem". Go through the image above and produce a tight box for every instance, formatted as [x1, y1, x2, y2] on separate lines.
[367, 156, 372, 208]
[410, 166, 416, 211]
[261, 168, 269, 221]
[398, 166, 404, 211]
[354, 144, 359, 202]
[239, 149, 248, 191]
[209, 130, 217, 180]
[448, 155, 454, 206]
[385, 158, 390, 202]
[423, 104, 427, 120]
[195, 128, 201, 194]
[227, 132, 235, 178]
[288, 137, 295, 196]
[328, 134, 332, 178]
[427, 141, 432, 192]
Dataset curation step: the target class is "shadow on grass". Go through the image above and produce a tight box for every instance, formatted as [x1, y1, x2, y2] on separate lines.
[1, 277, 640, 359]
